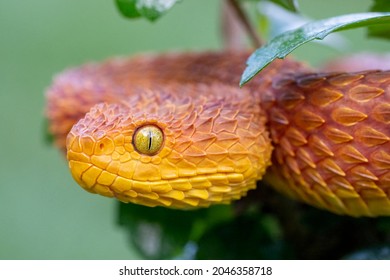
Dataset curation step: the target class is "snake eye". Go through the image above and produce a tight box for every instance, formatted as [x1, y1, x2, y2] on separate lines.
[133, 125, 164, 155]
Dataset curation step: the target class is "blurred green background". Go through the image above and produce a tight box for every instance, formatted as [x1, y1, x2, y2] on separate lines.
[1, 0, 389, 259]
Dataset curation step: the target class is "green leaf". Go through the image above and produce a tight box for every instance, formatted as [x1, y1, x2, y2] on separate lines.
[369, 0, 390, 39]
[115, 0, 142, 19]
[370, 0, 390, 12]
[115, 0, 180, 21]
[137, 0, 180, 21]
[257, 1, 347, 49]
[43, 118, 54, 145]
[258, 1, 348, 51]
[240, 12, 390, 86]
[268, 0, 298, 12]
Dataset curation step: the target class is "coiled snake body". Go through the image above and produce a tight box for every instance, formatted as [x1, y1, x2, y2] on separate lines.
[46, 51, 390, 217]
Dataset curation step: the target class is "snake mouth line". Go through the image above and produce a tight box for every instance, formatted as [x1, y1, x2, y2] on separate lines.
[68, 158, 258, 208]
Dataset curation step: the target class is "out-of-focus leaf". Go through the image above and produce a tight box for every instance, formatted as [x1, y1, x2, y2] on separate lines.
[196, 213, 286, 259]
[268, 0, 298, 12]
[117, 203, 234, 259]
[118, 202, 199, 259]
[242, 0, 298, 12]
[370, 0, 390, 12]
[118, 190, 390, 259]
[257, 1, 304, 38]
[43, 119, 54, 145]
[115, 0, 180, 21]
[116, 0, 141, 19]
[344, 246, 390, 260]
[368, 0, 390, 39]
[257, 1, 347, 49]
[240, 12, 390, 86]
[137, 0, 180, 21]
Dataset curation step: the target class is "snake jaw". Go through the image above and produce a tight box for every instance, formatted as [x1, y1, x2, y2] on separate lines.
[65, 85, 273, 208]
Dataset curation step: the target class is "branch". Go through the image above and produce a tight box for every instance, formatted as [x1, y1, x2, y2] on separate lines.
[221, 0, 246, 49]
[227, 0, 263, 48]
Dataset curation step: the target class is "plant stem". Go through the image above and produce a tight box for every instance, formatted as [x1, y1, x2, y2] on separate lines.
[221, 0, 246, 49]
[227, 0, 263, 48]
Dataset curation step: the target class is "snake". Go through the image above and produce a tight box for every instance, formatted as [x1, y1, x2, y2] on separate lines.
[46, 50, 390, 217]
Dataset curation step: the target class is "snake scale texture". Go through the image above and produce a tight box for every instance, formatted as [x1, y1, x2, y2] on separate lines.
[46, 51, 390, 217]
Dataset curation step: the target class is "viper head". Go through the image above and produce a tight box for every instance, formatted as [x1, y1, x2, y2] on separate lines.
[66, 85, 272, 208]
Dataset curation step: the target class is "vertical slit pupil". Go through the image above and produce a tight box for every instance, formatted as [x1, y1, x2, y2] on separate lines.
[148, 130, 152, 150]
[133, 125, 163, 155]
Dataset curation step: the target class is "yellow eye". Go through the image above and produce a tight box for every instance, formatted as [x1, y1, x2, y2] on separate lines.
[133, 125, 164, 155]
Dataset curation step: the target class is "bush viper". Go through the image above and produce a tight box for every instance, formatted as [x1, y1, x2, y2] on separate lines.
[46, 51, 390, 217]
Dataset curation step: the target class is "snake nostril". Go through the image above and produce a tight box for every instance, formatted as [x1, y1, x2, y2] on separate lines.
[99, 143, 104, 150]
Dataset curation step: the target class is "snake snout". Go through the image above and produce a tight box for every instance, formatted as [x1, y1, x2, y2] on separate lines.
[66, 102, 133, 197]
